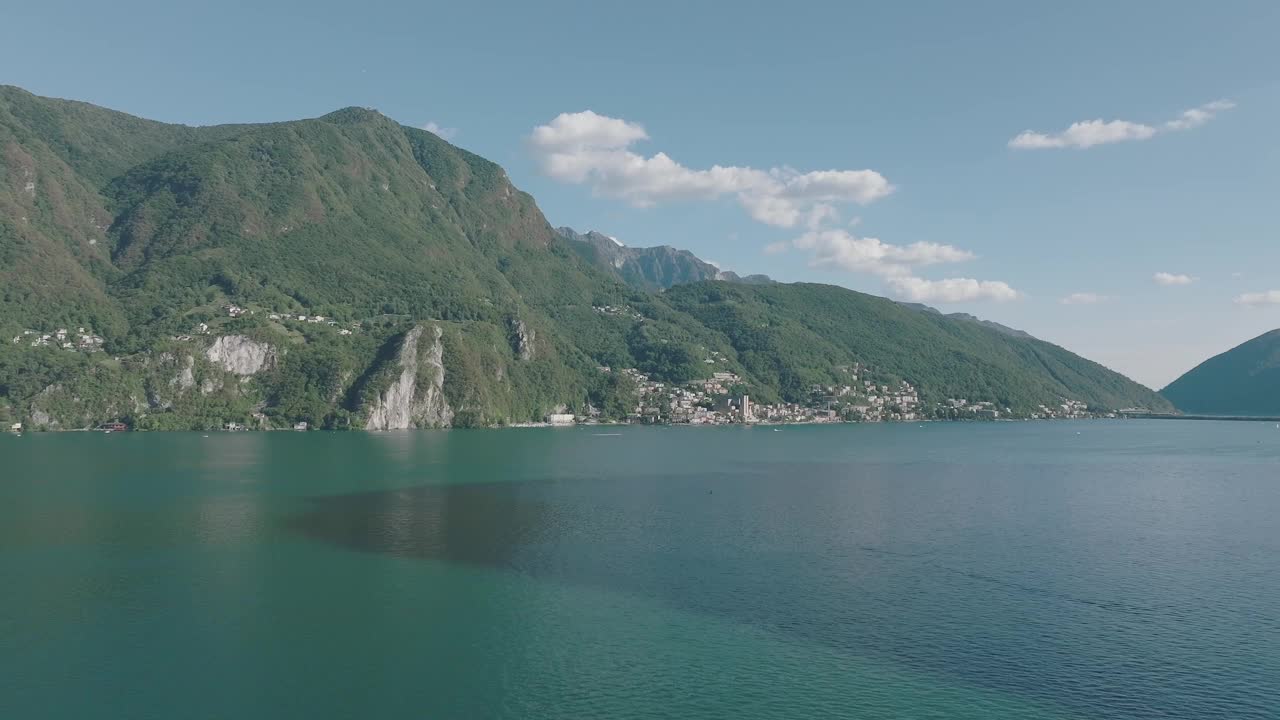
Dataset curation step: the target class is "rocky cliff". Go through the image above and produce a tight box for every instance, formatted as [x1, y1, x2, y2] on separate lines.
[364, 325, 454, 430]
[205, 336, 277, 376]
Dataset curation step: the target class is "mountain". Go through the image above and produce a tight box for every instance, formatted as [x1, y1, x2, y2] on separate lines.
[897, 303, 1034, 339]
[0, 86, 1169, 430]
[1161, 329, 1280, 415]
[665, 283, 1168, 413]
[556, 226, 771, 291]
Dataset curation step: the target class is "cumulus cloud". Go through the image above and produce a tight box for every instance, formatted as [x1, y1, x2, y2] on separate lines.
[886, 276, 1021, 303]
[529, 111, 893, 227]
[1061, 292, 1106, 305]
[771, 229, 1019, 303]
[784, 229, 973, 277]
[1009, 100, 1233, 150]
[1010, 120, 1156, 150]
[1154, 272, 1195, 286]
[422, 121, 458, 140]
[1235, 290, 1280, 306]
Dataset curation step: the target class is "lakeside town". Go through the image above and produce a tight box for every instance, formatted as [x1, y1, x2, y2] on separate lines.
[544, 366, 1112, 428]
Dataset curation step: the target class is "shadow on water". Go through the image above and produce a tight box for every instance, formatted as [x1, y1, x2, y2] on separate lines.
[284, 480, 558, 571]
[282, 468, 1279, 720]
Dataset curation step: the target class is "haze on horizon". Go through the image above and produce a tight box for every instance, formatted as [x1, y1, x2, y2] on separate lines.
[4, 0, 1276, 388]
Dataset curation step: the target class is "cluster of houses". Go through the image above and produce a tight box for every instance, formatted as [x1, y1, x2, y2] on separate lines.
[10, 327, 105, 352]
[831, 379, 923, 422]
[564, 363, 1114, 427]
[596, 367, 929, 425]
[226, 416, 311, 432]
[172, 305, 362, 341]
[592, 305, 645, 321]
[941, 398, 1004, 420]
[266, 310, 358, 335]
[1032, 399, 1092, 419]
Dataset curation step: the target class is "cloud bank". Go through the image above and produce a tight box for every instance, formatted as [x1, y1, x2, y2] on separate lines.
[1061, 292, 1106, 305]
[533, 111, 1019, 302]
[1235, 290, 1280, 306]
[529, 110, 893, 228]
[1009, 100, 1233, 150]
[769, 229, 1020, 303]
[1154, 272, 1195, 286]
[886, 276, 1021, 303]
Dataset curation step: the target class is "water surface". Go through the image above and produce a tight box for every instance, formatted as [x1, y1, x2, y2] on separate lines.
[2, 421, 1277, 718]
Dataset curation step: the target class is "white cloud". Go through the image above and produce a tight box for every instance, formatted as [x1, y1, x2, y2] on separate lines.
[422, 121, 458, 140]
[1164, 100, 1235, 131]
[771, 228, 1019, 303]
[805, 203, 840, 230]
[1235, 290, 1280, 306]
[1154, 272, 1195, 286]
[529, 111, 893, 227]
[528, 110, 647, 153]
[1010, 119, 1156, 150]
[1061, 292, 1106, 305]
[886, 276, 1021, 303]
[786, 229, 973, 277]
[1009, 100, 1233, 150]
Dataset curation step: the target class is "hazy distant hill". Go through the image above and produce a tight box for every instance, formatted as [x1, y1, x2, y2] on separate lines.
[0, 85, 1170, 430]
[1161, 329, 1280, 415]
[556, 227, 771, 291]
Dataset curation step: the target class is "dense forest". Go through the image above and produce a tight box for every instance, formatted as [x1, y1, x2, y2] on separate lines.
[1161, 330, 1280, 415]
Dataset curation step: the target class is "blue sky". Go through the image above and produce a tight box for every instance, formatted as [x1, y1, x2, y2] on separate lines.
[3, 0, 1278, 387]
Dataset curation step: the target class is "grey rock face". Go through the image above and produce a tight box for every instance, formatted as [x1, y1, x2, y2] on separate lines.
[364, 325, 454, 430]
[513, 319, 536, 361]
[205, 336, 277, 376]
[171, 355, 196, 391]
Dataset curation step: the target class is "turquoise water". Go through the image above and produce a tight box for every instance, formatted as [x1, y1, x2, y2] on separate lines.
[1, 421, 1277, 718]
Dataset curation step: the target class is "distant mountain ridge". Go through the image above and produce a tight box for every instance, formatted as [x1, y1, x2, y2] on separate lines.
[556, 227, 771, 291]
[1161, 329, 1280, 415]
[897, 303, 1034, 340]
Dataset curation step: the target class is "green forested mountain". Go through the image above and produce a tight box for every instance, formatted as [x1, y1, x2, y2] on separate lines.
[1161, 330, 1280, 415]
[0, 86, 1170, 430]
[663, 283, 1170, 411]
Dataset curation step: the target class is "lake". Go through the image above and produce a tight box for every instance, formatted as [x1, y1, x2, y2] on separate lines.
[1, 421, 1277, 719]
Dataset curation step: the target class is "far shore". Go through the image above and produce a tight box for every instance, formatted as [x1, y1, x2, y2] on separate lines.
[9, 414, 1280, 435]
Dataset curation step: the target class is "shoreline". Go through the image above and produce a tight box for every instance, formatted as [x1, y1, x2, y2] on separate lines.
[10, 415, 1277, 434]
